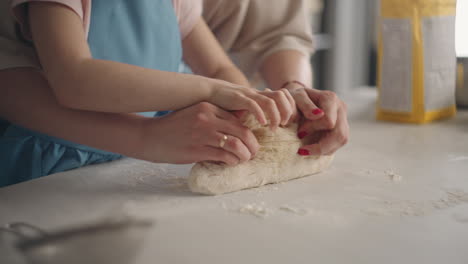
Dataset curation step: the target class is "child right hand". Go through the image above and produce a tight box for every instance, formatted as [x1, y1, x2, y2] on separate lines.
[207, 80, 296, 129]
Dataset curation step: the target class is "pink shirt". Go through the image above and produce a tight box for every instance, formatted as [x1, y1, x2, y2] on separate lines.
[10, 0, 202, 40]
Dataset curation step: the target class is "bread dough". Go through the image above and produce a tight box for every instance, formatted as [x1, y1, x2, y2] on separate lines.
[188, 115, 334, 195]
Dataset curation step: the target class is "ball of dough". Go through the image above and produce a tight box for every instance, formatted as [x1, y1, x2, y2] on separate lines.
[188, 115, 334, 195]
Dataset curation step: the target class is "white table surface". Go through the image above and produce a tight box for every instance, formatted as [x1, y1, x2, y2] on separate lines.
[1, 87, 468, 264]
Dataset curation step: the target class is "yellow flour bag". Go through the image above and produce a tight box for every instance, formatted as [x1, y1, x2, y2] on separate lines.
[377, 0, 457, 123]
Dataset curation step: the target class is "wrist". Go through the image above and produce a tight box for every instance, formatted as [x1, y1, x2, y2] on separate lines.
[280, 80, 309, 91]
[196, 76, 218, 101]
[204, 77, 229, 103]
[132, 116, 161, 161]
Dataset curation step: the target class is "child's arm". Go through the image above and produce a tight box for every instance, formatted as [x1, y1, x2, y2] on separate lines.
[28, 2, 280, 126]
[28, 3, 205, 112]
[0, 69, 258, 165]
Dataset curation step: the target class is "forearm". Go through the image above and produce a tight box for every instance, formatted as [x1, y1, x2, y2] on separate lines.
[210, 65, 251, 87]
[182, 19, 251, 88]
[259, 50, 313, 90]
[56, 58, 214, 113]
[0, 69, 147, 159]
[28, 3, 215, 113]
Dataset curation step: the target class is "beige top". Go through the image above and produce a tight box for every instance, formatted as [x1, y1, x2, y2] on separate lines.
[203, 0, 314, 78]
[0, 0, 40, 70]
[0, 0, 314, 76]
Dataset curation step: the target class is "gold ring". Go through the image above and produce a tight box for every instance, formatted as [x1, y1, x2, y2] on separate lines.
[219, 134, 228, 148]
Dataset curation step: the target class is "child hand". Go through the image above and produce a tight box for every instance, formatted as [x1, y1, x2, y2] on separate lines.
[208, 80, 296, 129]
[258, 88, 297, 126]
[139, 102, 260, 165]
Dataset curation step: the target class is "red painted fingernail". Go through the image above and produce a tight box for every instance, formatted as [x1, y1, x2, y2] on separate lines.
[297, 149, 310, 156]
[297, 131, 308, 139]
[312, 109, 323, 115]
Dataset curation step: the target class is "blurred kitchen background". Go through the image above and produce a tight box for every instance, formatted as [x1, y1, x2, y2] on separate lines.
[309, 0, 468, 96]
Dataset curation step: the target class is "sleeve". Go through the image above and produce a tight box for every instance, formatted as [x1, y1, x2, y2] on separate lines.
[10, 0, 90, 41]
[203, 0, 314, 78]
[173, 0, 203, 39]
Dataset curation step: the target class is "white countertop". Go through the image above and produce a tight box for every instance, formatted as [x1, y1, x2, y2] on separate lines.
[1, 88, 468, 264]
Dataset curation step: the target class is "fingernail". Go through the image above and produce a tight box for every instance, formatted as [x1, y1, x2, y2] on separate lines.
[297, 131, 308, 139]
[297, 148, 310, 156]
[312, 109, 323, 115]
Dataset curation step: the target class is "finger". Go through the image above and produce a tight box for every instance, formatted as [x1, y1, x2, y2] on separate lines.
[306, 89, 339, 130]
[265, 88, 297, 124]
[216, 118, 260, 156]
[201, 146, 240, 166]
[290, 88, 324, 121]
[261, 90, 293, 126]
[232, 110, 248, 120]
[298, 106, 349, 156]
[252, 93, 281, 130]
[207, 133, 252, 163]
[211, 107, 242, 124]
[243, 97, 268, 126]
[297, 118, 314, 139]
[280, 88, 298, 124]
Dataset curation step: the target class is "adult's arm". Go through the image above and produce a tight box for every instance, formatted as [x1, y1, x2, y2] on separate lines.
[182, 18, 250, 87]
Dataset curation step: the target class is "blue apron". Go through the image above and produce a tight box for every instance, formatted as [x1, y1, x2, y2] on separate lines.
[0, 0, 181, 187]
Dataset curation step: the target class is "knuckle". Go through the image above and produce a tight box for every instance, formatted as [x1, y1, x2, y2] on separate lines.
[195, 112, 209, 124]
[264, 98, 276, 107]
[280, 88, 291, 95]
[333, 130, 348, 145]
[272, 91, 284, 99]
[197, 102, 212, 111]
[229, 138, 243, 151]
[340, 133, 349, 145]
[248, 99, 258, 108]
[239, 126, 252, 140]
[322, 117, 335, 130]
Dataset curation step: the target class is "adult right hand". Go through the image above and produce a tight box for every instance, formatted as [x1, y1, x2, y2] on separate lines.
[139, 102, 260, 166]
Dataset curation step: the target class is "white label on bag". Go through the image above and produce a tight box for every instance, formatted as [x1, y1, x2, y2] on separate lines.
[422, 16, 456, 111]
[380, 18, 413, 112]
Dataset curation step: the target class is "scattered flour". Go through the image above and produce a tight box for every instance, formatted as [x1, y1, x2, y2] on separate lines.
[384, 169, 403, 182]
[238, 202, 271, 218]
[362, 189, 468, 217]
[279, 205, 308, 216]
[235, 202, 309, 218]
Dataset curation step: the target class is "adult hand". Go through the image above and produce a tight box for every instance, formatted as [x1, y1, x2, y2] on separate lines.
[139, 102, 260, 165]
[286, 84, 349, 156]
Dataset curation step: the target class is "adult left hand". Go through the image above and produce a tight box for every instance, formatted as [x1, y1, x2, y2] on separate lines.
[286, 85, 349, 156]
